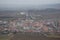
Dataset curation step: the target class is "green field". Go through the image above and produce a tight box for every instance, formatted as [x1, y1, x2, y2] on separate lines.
[0, 35, 9, 40]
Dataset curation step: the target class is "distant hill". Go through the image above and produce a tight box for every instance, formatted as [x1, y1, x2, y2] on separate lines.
[0, 4, 60, 11]
[0, 8, 60, 17]
[0, 3, 60, 19]
[28, 8, 60, 19]
[0, 11, 17, 17]
[28, 8, 60, 14]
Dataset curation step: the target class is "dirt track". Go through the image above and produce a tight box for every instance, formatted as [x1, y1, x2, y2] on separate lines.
[11, 33, 60, 40]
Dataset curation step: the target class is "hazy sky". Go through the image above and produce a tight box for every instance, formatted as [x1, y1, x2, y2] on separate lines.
[0, 0, 60, 5]
[0, 0, 60, 10]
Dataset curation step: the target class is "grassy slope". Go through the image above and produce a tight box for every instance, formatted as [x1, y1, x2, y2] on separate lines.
[0, 35, 9, 40]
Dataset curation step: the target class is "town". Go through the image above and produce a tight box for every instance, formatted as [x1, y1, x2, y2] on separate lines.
[0, 12, 60, 35]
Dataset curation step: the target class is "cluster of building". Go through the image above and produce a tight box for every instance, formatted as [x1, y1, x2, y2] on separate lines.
[0, 12, 60, 34]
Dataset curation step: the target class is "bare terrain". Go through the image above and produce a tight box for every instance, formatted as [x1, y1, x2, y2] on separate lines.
[11, 33, 60, 40]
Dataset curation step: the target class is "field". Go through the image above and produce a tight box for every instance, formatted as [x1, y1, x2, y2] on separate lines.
[11, 33, 60, 40]
[0, 34, 14, 40]
[0, 33, 60, 40]
[0, 35, 9, 40]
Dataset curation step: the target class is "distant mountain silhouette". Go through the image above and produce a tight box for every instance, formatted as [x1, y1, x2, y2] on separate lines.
[0, 4, 60, 11]
[0, 4, 60, 19]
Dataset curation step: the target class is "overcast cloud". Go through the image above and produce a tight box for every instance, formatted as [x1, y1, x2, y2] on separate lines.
[0, 0, 60, 10]
[0, 0, 60, 5]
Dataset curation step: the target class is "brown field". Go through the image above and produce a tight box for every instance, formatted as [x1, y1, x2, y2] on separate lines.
[11, 32, 60, 40]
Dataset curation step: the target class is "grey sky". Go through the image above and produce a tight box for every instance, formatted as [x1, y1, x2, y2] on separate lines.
[0, 0, 60, 10]
[0, 0, 60, 5]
